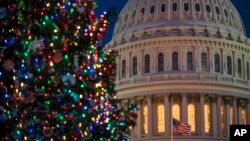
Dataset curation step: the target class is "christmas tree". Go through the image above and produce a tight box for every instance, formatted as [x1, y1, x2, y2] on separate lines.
[0, 0, 137, 140]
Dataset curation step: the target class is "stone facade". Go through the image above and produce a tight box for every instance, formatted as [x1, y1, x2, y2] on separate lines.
[106, 0, 250, 141]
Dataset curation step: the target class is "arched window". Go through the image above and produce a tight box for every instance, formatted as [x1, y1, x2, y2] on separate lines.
[184, 3, 189, 11]
[150, 5, 155, 14]
[195, 3, 200, 12]
[230, 106, 234, 125]
[201, 52, 208, 71]
[141, 8, 145, 16]
[161, 4, 166, 12]
[224, 9, 228, 17]
[122, 59, 126, 78]
[172, 103, 180, 121]
[238, 58, 242, 77]
[132, 57, 137, 75]
[132, 10, 136, 19]
[158, 53, 164, 72]
[206, 5, 211, 13]
[227, 56, 232, 75]
[247, 62, 250, 80]
[157, 103, 165, 132]
[242, 108, 247, 125]
[214, 53, 221, 73]
[172, 52, 178, 71]
[204, 98, 212, 134]
[173, 3, 177, 11]
[142, 103, 148, 134]
[145, 54, 150, 73]
[187, 51, 193, 71]
[215, 7, 220, 15]
[188, 104, 196, 132]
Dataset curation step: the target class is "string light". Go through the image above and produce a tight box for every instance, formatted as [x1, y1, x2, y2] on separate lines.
[0, 0, 137, 140]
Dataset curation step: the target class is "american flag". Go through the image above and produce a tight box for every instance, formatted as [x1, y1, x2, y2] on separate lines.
[172, 118, 191, 135]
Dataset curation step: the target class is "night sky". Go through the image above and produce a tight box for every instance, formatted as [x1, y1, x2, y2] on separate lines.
[96, 0, 250, 45]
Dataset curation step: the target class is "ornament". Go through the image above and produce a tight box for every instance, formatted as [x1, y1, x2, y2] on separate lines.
[62, 73, 76, 86]
[54, 51, 62, 63]
[0, 7, 7, 19]
[76, 6, 85, 14]
[74, 55, 79, 68]
[3, 59, 15, 71]
[29, 37, 44, 52]
[42, 126, 53, 137]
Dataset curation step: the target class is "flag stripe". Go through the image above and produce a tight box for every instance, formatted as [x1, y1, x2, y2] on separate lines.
[172, 118, 191, 135]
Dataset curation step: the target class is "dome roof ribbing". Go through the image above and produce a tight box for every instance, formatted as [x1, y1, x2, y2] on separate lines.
[112, 0, 246, 39]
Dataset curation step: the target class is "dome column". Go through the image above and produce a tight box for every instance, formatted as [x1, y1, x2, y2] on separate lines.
[181, 93, 188, 124]
[233, 97, 238, 124]
[217, 95, 222, 137]
[212, 96, 218, 137]
[225, 97, 232, 139]
[136, 98, 142, 138]
[164, 94, 171, 136]
[199, 95, 205, 136]
[147, 96, 153, 137]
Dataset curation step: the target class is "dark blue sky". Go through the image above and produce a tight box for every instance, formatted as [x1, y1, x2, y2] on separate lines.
[96, 0, 250, 45]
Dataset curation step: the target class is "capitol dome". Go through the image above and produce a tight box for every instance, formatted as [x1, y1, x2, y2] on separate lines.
[106, 0, 250, 141]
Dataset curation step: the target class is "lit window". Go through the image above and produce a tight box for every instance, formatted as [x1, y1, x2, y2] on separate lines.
[230, 107, 233, 125]
[221, 102, 226, 136]
[201, 52, 208, 71]
[173, 3, 177, 11]
[157, 103, 165, 132]
[122, 59, 126, 78]
[132, 57, 137, 75]
[227, 56, 232, 75]
[242, 108, 247, 125]
[188, 104, 196, 132]
[238, 59, 242, 77]
[145, 54, 150, 73]
[187, 51, 193, 71]
[158, 53, 164, 72]
[172, 103, 180, 121]
[142, 104, 148, 134]
[161, 4, 166, 12]
[215, 53, 220, 73]
[204, 100, 212, 134]
[172, 52, 178, 71]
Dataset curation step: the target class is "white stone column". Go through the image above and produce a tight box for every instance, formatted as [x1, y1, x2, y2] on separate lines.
[147, 96, 153, 137]
[181, 93, 188, 124]
[238, 100, 244, 124]
[233, 97, 238, 124]
[217, 96, 222, 137]
[212, 96, 217, 137]
[200, 95, 205, 136]
[164, 94, 171, 136]
[117, 55, 121, 80]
